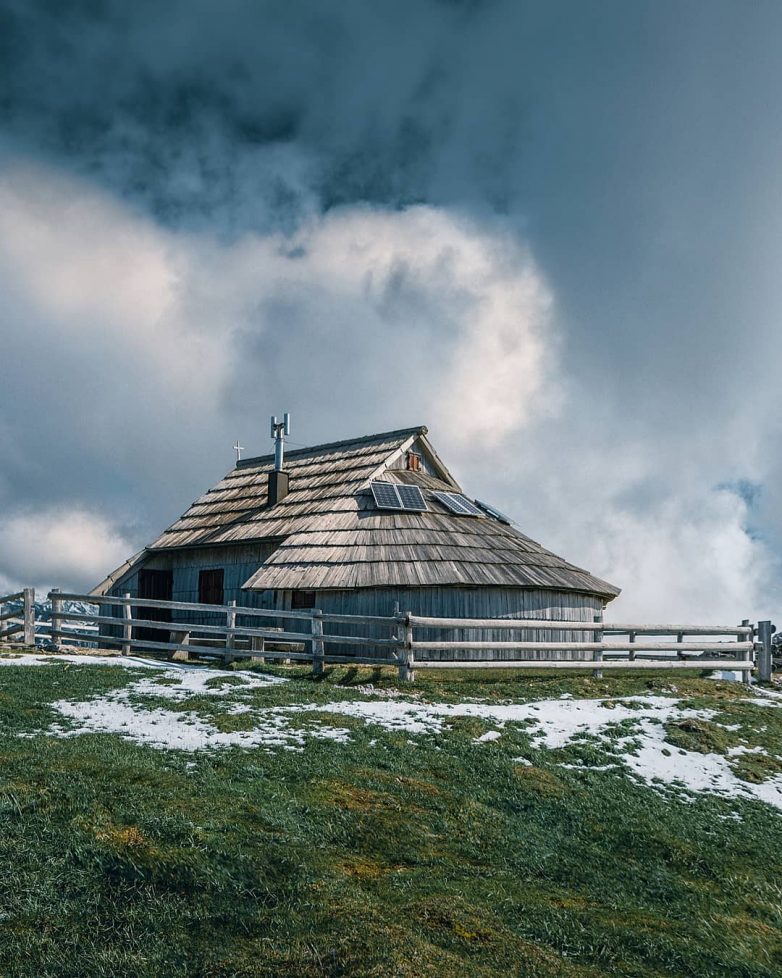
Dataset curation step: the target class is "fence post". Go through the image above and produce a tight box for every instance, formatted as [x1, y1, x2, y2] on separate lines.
[592, 612, 603, 679]
[50, 588, 62, 648]
[741, 619, 753, 686]
[23, 588, 35, 646]
[311, 610, 324, 677]
[251, 635, 266, 663]
[398, 613, 415, 683]
[226, 600, 237, 655]
[677, 631, 684, 659]
[392, 601, 401, 674]
[629, 630, 636, 661]
[121, 592, 132, 656]
[757, 620, 774, 683]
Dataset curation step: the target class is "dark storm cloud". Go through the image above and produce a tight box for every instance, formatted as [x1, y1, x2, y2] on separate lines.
[0, 0, 780, 616]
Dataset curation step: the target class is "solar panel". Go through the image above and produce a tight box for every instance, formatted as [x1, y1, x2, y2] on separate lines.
[370, 481, 428, 512]
[475, 499, 514, 524]
[396, 484, 428, 511]
[432, 491, 485, 517]
[371, 481, 403, 510]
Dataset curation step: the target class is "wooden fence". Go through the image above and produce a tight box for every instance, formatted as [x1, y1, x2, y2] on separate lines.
[0, 588, 35, 645]
[0, 588, 773, 684]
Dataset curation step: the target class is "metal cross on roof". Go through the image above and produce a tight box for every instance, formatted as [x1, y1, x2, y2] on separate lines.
[233, 440, 245, 462]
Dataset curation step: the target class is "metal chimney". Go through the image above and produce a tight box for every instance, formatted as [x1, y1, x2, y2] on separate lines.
[270, 413, 291, 470]
[268, 413, 291, 505]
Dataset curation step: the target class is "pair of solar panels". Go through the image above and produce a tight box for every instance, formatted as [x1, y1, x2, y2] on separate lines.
[370, 481, 429, 512]
[369, 481, 514, 523]
[431, 490, 484, 517]
[435, 492, 515, 523]
[369, 481, 481, 517]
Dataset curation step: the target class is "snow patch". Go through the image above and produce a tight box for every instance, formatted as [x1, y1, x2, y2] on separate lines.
[475, 730, 502, 743]
[0, 652, 286, 690]
[7, 655, 782, 812]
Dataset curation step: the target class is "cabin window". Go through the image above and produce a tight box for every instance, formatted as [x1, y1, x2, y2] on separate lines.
[198, 568, 224, 605]
[291, 590, 316, 609]
[406, 451, 422, 472]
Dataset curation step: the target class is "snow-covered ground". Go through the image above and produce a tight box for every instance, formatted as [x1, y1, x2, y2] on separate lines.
[3, 652, 782, 812]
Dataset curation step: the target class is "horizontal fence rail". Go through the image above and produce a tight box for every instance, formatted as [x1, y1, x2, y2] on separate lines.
[0, 588, 774, 683]
[407, 615, 754, 636]
[413, 659, 754, 671]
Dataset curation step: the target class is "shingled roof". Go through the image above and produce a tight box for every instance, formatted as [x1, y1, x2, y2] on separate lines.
[149, 426, 437, 550]
[147, 425, 619, 599]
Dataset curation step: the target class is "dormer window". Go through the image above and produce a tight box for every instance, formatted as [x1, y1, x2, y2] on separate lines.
[406, 452, 422, 472]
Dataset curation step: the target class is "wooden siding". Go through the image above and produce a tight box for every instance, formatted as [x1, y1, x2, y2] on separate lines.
[101, 576, 602, 660]
[309, 586, 602, 661]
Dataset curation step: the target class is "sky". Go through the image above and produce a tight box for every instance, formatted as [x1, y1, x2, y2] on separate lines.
[0, 0, 780, 622]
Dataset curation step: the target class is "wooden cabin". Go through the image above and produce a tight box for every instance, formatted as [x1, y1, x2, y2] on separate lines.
[94, 426, 620, 658]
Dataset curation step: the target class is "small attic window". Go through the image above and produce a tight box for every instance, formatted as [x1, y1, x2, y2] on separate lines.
[406, 452, 422, 472]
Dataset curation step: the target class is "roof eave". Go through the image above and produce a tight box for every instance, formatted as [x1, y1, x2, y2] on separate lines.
[91, 549, 146, 596]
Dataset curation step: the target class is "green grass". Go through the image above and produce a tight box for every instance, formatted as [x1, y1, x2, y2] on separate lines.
[0, 659, 781, 977]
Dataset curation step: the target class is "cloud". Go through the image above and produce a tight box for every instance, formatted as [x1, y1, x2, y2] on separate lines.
[579, 487, 776, 623]
[0, 2, 781, 622]
[0, 160, 233, 396]
[0, 508, 134, 594]
[215, 205, 558, 449]
[470, 425, 781, 624]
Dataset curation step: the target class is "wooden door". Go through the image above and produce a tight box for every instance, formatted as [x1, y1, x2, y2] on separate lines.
[136, 569, 173, 642]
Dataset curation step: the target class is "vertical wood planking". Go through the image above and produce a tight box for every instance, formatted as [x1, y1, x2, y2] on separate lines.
[304, 586, 600, 661]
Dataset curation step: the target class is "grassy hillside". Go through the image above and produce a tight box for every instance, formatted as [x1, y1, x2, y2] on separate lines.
[0, 654, 781, 977]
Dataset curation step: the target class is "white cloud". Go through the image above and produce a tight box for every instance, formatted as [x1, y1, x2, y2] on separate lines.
[0, 161, 234, 416]
[211, 205, 558, 449]
[0, 508, 134, 593]
[478, 428, 780, 625]
[590, 489, 776, 623]
[0, 163, 557, 454]
[293, 207, 558, 449]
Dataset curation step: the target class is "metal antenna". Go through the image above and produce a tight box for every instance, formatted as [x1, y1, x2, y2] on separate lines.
[270, 413, 291, 471]
[233, 439, 245, 462]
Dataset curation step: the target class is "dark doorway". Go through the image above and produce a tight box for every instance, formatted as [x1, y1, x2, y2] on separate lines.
[198, 568, 224, 605]
[291, 590, 316, 610]
[136, 569, 173, 643]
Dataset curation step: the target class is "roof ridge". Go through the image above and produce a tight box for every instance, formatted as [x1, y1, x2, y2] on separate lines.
[235, 425, 428, 469]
